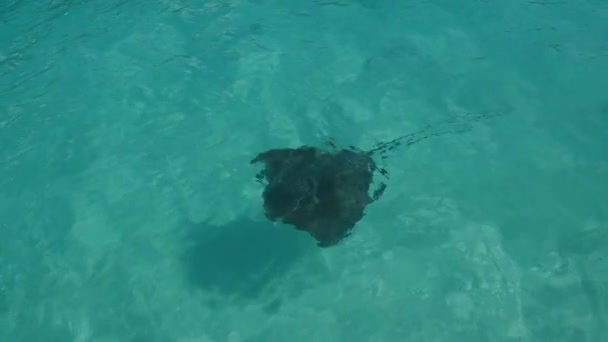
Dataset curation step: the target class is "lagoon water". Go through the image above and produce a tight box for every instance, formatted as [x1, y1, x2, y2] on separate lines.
[1, 1, 607, 341]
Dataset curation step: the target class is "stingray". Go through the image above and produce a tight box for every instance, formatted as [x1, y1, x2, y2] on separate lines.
[251, 111, 505, 247]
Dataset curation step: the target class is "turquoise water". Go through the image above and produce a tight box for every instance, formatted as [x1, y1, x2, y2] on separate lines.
[1, 0, 607, 341]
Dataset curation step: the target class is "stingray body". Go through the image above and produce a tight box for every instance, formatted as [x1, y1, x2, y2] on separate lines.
[251, 111, 506, 247]
[251, 146, 386, 247]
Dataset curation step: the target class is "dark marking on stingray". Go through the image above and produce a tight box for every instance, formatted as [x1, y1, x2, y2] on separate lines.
[251, 110, 507, 247]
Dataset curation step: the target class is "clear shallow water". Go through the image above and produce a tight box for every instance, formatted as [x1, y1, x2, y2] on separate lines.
[1, 0, 607, 341]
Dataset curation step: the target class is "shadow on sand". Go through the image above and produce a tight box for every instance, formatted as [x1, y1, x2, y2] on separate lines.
[179, 218, 315, 309]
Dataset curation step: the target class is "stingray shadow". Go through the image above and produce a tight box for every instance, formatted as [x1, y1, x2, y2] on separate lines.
[179, 218, 310, 306]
